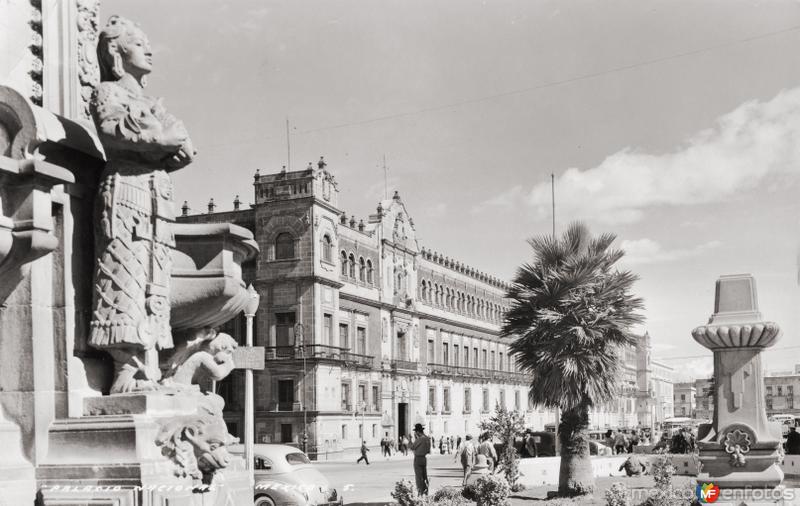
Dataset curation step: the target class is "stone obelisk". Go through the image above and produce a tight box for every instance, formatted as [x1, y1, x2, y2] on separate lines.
[692, 274, 783, 489]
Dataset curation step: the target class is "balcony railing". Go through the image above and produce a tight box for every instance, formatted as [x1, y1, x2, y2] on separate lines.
[391, 359, 418, 372]
[265, 345, 374, 369]
[425, 363, 531, 384]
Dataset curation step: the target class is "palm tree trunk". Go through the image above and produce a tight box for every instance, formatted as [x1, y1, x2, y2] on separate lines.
[557, 403, 594, 496]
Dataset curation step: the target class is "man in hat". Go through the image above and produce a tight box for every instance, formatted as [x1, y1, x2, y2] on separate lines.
[409, 423, 431, 494]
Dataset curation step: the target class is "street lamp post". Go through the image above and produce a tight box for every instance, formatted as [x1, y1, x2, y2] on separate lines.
[243, 284, 261, 488]
[295, 323, 307, 454]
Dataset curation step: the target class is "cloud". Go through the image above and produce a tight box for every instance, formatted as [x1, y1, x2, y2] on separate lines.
[471, 184, 525, 215]
[671, 357, 713, 382]
[526, 87, 800, 224]
[425, 202, 448, 219]
[619, 238, 722, 265]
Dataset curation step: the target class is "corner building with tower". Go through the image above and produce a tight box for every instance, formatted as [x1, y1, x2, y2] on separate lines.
[178, 159, 535, 458]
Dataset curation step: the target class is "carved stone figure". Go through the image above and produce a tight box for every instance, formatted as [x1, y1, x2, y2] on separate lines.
[88, 16, 196, 393]
[162, 328, 237, 387]
[155, 395, 237, 485]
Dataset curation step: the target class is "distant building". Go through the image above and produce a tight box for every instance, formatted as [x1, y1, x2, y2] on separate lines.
[765, 374, 799, 416]
[691, 366, 800, 420]
[673, 382, 696, 418]
[694, 378, 715, 421]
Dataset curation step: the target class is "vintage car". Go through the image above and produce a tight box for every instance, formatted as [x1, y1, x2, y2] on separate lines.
[229, 444, 342, 506]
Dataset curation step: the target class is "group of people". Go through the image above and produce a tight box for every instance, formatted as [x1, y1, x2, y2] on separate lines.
[358, 425, 510, 494]
[603, 428, 650, 455]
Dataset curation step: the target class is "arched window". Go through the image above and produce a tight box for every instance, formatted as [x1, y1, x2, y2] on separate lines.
[321, 235, 332, 263]
[358, 257, 366, 282]
[348, 253, 356, 278]
[275, 232, 294, 260]
[340, 251, 348, 276]
[366, 259, 374, 284]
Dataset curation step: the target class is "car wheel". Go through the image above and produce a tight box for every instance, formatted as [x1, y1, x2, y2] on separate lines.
[254, 494, 276, 506]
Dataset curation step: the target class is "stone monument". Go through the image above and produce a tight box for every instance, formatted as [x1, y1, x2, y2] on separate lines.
[0, 8, 259, 505]
[692, 274, 784, 489]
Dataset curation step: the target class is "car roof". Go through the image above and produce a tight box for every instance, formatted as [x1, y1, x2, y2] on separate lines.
[228, 444, 307, 459]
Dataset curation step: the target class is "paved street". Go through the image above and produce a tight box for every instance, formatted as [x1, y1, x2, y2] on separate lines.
[316, 452, 464, 505]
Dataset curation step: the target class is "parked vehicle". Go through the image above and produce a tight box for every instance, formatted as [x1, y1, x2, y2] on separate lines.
[229, 444, 342, 506]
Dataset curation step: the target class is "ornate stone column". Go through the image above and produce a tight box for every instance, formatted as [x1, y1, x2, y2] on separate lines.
[692, 274, 783, 488]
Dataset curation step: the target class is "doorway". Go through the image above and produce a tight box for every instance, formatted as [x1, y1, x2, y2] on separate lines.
[398, 402, 408, 437]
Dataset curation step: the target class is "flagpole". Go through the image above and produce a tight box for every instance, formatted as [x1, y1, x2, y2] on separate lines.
[286, 118, 291, 171]
[383, 155, 388, 200]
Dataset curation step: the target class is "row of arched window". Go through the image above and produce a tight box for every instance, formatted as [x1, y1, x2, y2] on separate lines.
[418, 279, 508, 322]
[340, 250, 375, 285]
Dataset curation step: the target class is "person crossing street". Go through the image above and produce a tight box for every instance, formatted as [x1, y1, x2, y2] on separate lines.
[356, 440, 370, 465]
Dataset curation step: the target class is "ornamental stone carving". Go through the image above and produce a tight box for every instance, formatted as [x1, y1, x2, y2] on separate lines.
[161, 328, 237, 387]
[77, 0, 100, 119]
[723, 429, 751, 468]
[88, 16, 196, 393]
[155, 395, 237, 485]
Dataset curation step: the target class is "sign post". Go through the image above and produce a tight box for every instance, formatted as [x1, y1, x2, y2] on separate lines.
[235, 284, 264, 489]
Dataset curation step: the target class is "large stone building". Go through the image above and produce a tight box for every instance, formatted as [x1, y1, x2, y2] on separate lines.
[179, 160, 529, 457]
[179, 160, 676, 455]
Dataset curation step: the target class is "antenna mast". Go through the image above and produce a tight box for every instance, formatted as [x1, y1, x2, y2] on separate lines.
[551, 173, 556, 237]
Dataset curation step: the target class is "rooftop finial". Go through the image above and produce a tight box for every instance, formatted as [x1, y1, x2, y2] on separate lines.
[181, 200, 189, 216]
[318, 156, 327, 170]
[233, 195, 241, 211]
[254, 168, 260, 181]
[207, 198, 215, 213]
[393, 190, 401, 201]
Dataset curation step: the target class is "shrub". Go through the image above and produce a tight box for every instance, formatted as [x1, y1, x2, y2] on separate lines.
[462, 483, 478, 502]
[432, 486, 469, 506]
[605, 482, 630, 506]
[392, 479, 430, 506]
[638, 451, 694, 506]
[473, 474, 511, 506]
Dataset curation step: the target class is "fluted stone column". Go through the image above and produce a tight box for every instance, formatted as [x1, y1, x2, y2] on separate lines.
[692, 274, 784, 489]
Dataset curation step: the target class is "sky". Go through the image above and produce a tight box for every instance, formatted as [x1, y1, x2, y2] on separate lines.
[103, 0, 800, 380]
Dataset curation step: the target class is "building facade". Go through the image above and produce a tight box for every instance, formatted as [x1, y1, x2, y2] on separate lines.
[690, 366, 800, 421]
[179, 160, 676, 455]
[179, 160, 529, 457]
[673, 382, 697, 418]
[764, 371, 799, 417]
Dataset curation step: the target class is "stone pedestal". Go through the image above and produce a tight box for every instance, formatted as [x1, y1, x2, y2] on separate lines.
[37, 392, 251, 506]
[692, 274, 784, 489]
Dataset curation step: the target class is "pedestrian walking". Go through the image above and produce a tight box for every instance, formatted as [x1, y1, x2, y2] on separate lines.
[456, 435, 462, 450]
[614, 430, 627, 455]
[477, 433, 497, 471]
[410, 423, 431, 494]
[381, 434, 392, 458]
[454, 434, 476, 485]
[401, 435, 409, 455]
[356, 440, 370, 465]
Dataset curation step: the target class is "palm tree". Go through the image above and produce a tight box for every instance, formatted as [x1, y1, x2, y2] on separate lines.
[503, 222, 643, 497]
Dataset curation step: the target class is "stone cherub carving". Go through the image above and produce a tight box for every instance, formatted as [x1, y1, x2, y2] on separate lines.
[155, 395, 238, 485]
[88, 16, 196, 393]
[162, 327, 238, 387]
